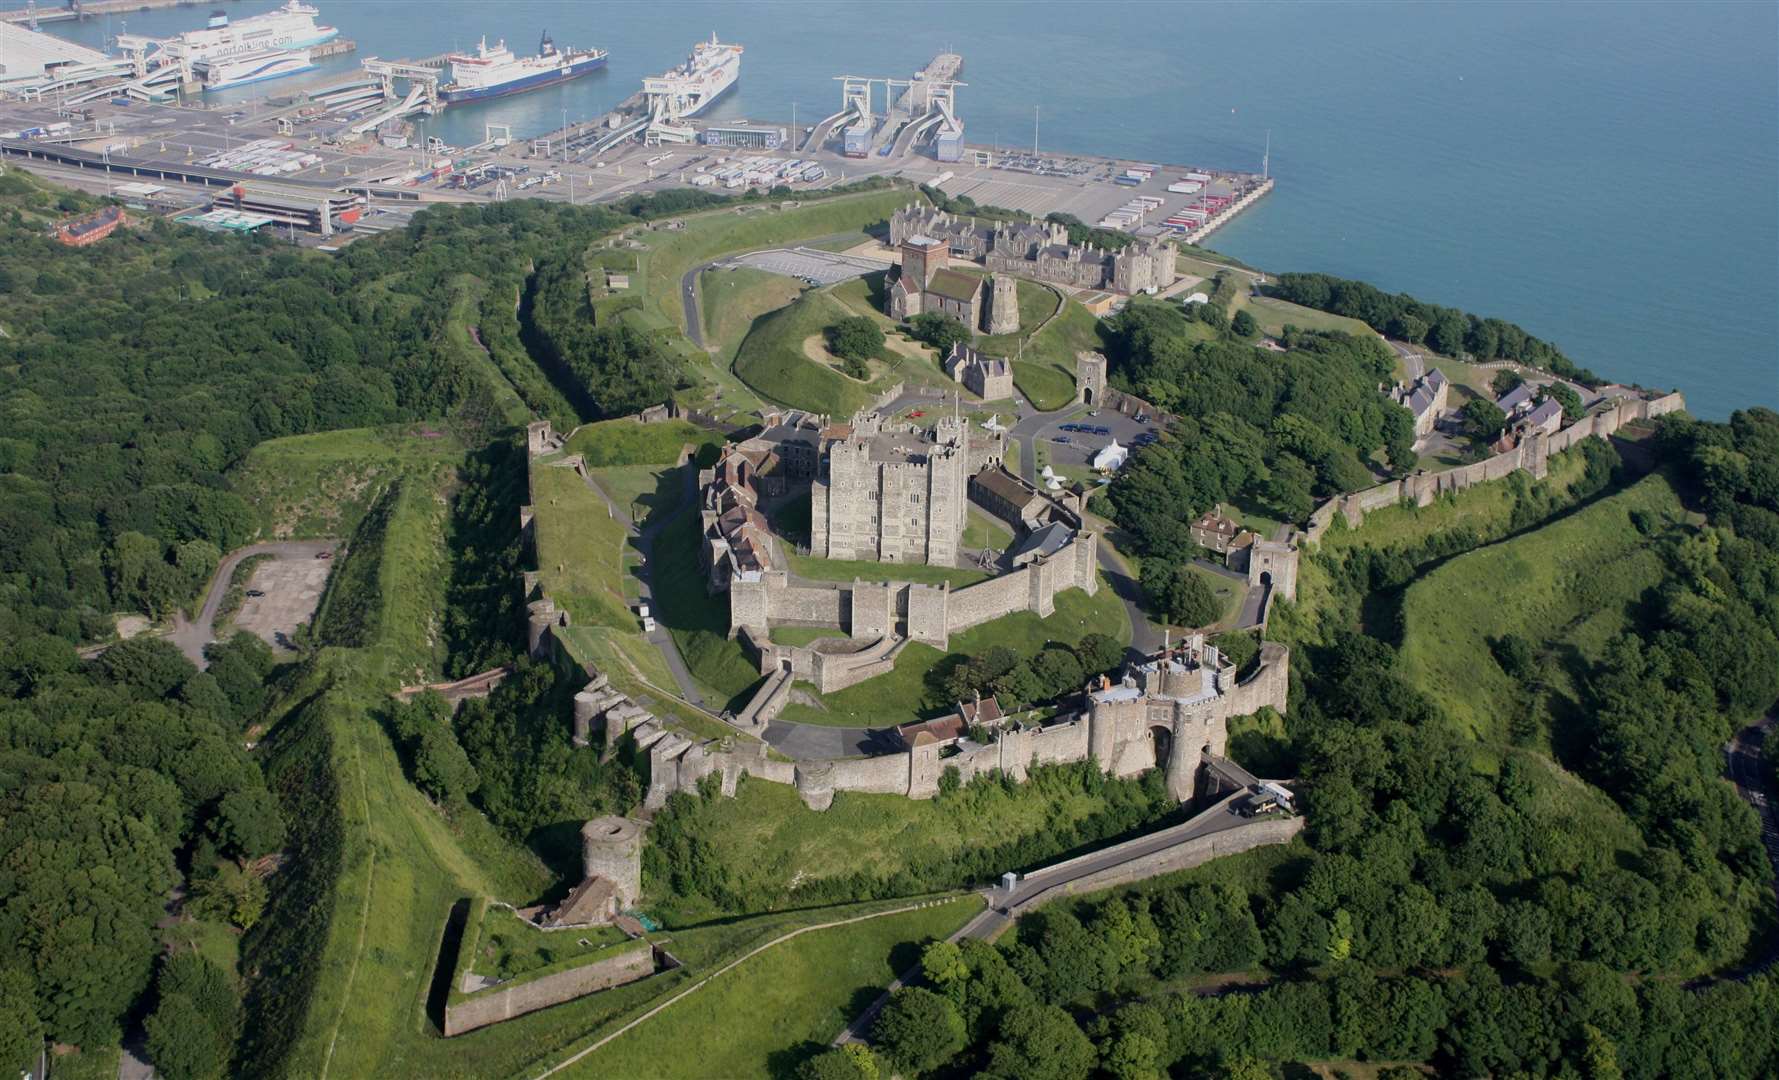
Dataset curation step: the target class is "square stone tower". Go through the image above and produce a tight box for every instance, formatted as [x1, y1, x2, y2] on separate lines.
[1076, 350, 1108, 407]
[901, 235, 943, 289]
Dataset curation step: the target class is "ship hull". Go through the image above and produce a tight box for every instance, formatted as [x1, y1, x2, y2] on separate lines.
[202, 58, 317, 91]
[440, 56, 607, 104]
[679, 74, 738, 119]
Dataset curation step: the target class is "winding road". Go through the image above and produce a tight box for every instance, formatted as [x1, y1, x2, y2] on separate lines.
[167, 541, 338, 669]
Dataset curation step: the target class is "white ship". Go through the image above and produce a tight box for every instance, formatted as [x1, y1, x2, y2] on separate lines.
[194, 46, 315, 90]
[439, 32, 607, 104]
[169, 1, 338, 63]
[642, 33, 742, 122]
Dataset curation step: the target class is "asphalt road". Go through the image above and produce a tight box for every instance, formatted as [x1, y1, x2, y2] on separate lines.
[1725, 710, 1779, 974]
[167, 540, 338, 669]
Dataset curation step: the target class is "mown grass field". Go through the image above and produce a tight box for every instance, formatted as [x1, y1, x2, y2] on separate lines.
[230, 424, 464, 540]
[530, 462, 637, 632]
[700, 266, 805, 359]
[564, 897, 982, 1080]
[976, 278, 1064, 354]
[1011, 298, 1101, 409]
[638, 189, 918, 331]
[1397, 472, 1684, 746]
[776, 576, 1129, 729]
[562, 416, 724, 468]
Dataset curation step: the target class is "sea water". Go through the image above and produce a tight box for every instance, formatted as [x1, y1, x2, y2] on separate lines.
[49, 1, 1777, 417]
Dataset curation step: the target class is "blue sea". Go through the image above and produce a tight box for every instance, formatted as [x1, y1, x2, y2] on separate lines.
[51, 1, 1777, 418]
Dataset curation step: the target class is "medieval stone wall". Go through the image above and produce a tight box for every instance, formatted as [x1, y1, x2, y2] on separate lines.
[1304, 392, 1686, 544]
[443, 942, 658, 1037]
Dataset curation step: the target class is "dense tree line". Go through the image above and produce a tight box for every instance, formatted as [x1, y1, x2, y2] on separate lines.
[1265, 271, 1600, 383]
[1102, 306, 1411, 559]
[0, 634, 284, 1066]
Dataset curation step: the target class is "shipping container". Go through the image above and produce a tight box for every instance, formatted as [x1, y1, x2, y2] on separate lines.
[1114, 175, 1141, 186]
[1184, 171, 1212, 182]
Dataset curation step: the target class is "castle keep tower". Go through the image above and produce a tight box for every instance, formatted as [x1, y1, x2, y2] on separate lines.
[986, 273, 1019, 335]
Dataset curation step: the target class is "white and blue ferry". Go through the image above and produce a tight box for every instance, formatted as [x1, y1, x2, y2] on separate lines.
[439, 32, 607, 104]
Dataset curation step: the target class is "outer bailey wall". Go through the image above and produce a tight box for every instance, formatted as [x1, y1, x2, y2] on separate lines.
[1306, 392, 1685, 544]
[1228, 643, 1290, 717]
[443, 944, 657, 1036]
[947, 570, 1033, 634]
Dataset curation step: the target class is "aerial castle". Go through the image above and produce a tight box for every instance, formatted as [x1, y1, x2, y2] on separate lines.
[888, 204, 1179, 295]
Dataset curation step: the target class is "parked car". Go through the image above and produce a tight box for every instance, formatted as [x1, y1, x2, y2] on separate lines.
[1055, 435, 1071, 444]
[316, 551, 333, 559]
[245, 589, 265, 598]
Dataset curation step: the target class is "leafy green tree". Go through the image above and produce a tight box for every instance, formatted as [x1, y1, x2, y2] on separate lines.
[1265, 452, 1318, 521]
[95, 636, 194, 699]
[1546, 381, 1585, 422]
[415, 723, 479, 806]
[827, 316, 885, 362]
[796, 1045, 880, 1080]
[1230, 308, 1259, 338]
[920, 940, 969, 989]
[907, 312, 971, 354]
[982, 1003, 1095, 1080]
[1075, 633, 1124, 677]
[0, 969, 42, 1079]
[1140, 561, 1221, 627]
[186, 862, 268, 930]
[1462, 398, 1507, 440]
[1492, 369, 1525, 397]
[871, 987, 965, 1076]
[991, 660, 1046, 711]
[212, 787, 287, 860]
[145, 992, 229, 1080]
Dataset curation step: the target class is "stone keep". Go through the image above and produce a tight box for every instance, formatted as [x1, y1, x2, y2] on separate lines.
[985, 273, 1019, 334]
[580, 816, 643, 909]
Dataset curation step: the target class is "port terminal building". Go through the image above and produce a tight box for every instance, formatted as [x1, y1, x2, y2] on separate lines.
[699, 124, 785, 151]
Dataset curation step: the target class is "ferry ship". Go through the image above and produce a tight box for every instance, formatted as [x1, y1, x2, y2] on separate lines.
[438, 32, 607, 104]
[170, 1, 338, 62]
[642, 33, 742, 120]
[195, 47, 315, 91]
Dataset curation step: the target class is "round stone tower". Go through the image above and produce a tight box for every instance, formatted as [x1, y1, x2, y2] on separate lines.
[580, 816, 644, 909]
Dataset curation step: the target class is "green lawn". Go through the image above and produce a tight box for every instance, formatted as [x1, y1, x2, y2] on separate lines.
[776, 576, 1129, 729]
[468, 906, 630, 982]
[964, 508, 1015, 553]
[1397, 472, 1684, 747]
[1012, 359, 1079, 411]
[564, 897, 982, 1080]
[700, 266, 805, 360]
[563, 417, 724, 467]
[648, 769, 1157, 922]
[531, 463, 637, 632]
[784, 551, 992, 590]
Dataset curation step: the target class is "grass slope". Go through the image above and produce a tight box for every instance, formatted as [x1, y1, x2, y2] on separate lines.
[530, 463, 637, 632]
[700, 266, 805, 360]
[565, 897, 982, 1080]
[733, 288, 948, 415]
[230, 425, 464, 541]
[1397, 472, 1684, 745]
[562, 416, 723, 468]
